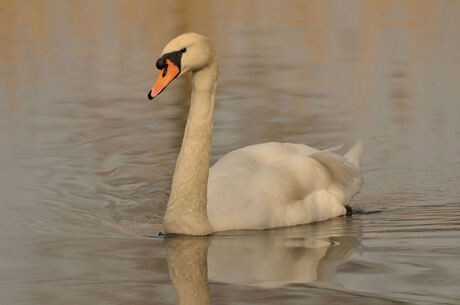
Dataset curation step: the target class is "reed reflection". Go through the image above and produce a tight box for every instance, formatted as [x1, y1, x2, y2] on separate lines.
[164, 217, 360, 304]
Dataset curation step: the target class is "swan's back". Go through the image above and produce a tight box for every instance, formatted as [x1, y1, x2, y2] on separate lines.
[207, 142, 363, 231]
[210, 142, 318, 176]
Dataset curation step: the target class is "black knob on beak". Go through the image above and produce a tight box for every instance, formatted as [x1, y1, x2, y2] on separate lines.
[156, 57, 166, 70]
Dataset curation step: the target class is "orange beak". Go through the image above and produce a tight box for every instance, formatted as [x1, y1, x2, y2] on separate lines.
[148, 59, 180, 100]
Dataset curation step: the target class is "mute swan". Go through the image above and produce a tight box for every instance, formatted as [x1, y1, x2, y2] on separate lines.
[148, 33, 364, 236]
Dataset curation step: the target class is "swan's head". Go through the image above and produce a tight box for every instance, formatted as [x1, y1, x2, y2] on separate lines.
[147, 32, 215, 100]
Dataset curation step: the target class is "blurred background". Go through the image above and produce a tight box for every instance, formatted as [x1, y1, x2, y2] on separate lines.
[0, 1, 459, 304]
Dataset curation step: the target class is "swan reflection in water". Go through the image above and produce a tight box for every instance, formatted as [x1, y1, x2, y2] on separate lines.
[164, 217, 360, 304]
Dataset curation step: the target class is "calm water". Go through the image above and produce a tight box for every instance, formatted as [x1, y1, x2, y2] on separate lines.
[1, 1, 459, 304]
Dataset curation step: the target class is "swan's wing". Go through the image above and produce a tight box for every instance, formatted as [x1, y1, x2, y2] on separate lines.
[251, 154, 331, 201]
[208, 143, 362, 231]
[211, 142, 344, 173]
[249, 150, 362, 210]
[243, 153, 355, 228]
[308, 151, 362, 203]
[211, 142, 319, 173]
[210, 142, 359, 205]
[321, 142, 344, 153]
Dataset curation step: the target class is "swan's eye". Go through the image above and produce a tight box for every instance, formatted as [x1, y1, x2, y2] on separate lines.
[181, 48, 187, 53]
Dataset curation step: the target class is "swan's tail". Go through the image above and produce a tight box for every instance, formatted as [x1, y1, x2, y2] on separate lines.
[344, 141, 364, 169]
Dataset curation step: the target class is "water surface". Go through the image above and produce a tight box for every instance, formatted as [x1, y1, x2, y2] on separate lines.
[0, 1, 459, 304]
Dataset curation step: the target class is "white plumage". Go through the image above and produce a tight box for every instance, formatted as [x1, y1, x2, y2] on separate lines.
[149, 33, 364, 235]
[208, 141, 363, 231]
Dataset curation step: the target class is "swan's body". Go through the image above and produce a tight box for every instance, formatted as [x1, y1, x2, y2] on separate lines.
[208, 141, 363, 232]
[148, 33, 364, 235]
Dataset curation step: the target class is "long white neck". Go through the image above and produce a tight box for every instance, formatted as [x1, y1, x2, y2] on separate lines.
[163, 60, 218, 235]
